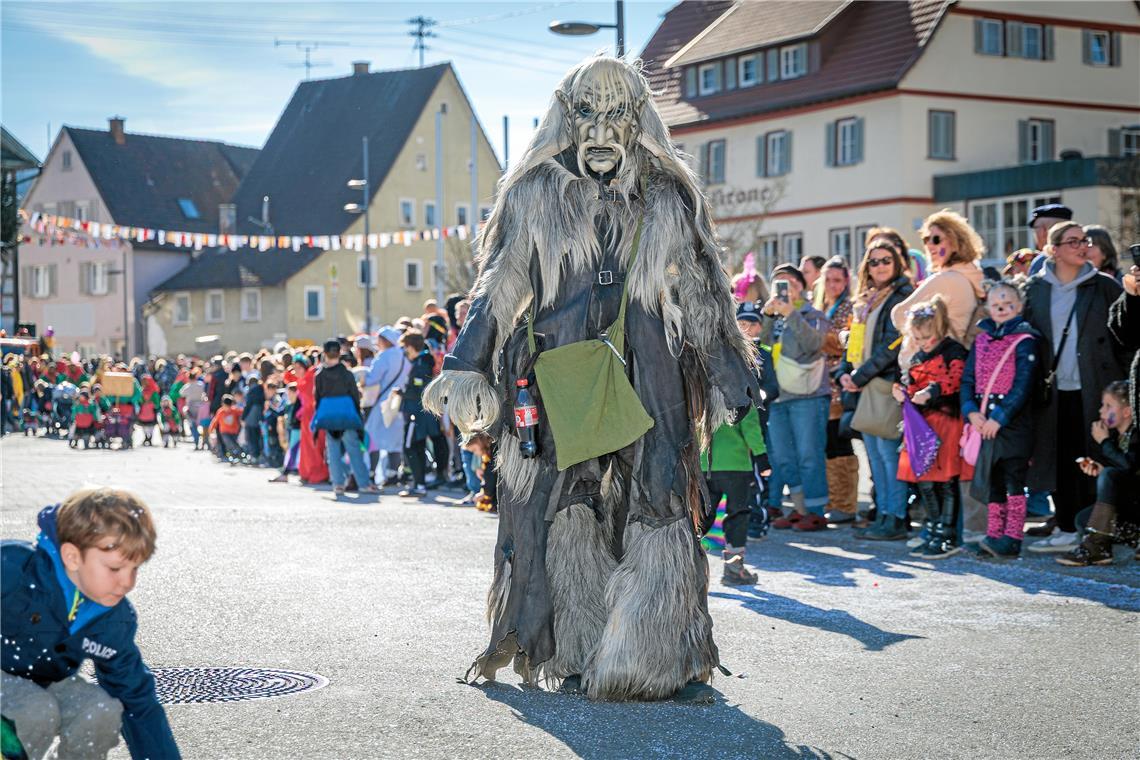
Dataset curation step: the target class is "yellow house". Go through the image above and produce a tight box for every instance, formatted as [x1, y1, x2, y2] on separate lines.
[231, 61, 501, 344]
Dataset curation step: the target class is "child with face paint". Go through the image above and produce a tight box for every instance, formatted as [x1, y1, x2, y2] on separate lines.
[960, 281, 1043, 558]
[1057, 381, 1137, 566]
[892, 295, 970, 558]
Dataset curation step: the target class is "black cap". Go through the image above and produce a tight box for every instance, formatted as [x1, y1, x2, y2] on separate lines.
[1028, 204, 1072, 228]
[736, 301, 762, 323]
[771, 263, 807, 289]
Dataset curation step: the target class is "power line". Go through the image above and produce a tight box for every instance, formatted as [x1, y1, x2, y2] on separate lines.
[436, 2, 575, 28]
[407, 16, 437, 69]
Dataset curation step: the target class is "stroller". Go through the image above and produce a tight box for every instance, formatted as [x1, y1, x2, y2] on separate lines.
[104, 405, 134, 449]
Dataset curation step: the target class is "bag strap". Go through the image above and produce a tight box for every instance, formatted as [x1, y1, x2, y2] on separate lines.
[1049, 300, 1078, 377]
[374, 356, 406, 400]
[980, 334, 1031, 412]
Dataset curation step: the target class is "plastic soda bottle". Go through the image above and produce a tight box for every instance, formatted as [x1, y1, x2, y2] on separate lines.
[514, 378, 539, 458]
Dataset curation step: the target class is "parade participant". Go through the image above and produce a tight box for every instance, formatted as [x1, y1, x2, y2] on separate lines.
[136, 375, 161, 446]
[0, 488, 181, 760]
[105, 368, 142, 449]
[731, 252, 769, 305]
[158, 396, 181, 448]
[296, 356, 329, 485]
[893, 296, 969, 558]
[960, 281, 1042, 558]
[424, 56, 757, 702]
[69, 389, 101, 449]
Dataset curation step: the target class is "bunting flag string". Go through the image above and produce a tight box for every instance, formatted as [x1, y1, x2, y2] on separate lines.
[15, 208, 477, 253]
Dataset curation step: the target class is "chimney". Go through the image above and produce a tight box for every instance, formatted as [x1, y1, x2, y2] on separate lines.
[352, 61, 370, 75]
[109, 116, 126, 145]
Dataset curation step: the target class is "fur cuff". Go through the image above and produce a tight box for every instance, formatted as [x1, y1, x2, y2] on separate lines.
[423, 370, 500, 434]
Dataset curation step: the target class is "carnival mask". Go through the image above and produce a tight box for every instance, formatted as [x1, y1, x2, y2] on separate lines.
[559, 69, 643, 178]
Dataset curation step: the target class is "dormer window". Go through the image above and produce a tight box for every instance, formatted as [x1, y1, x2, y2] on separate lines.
[178, 198, 200, 219]
[780, 43, 807, 79]
[698, 63, 721, 95]
[739, 54, 760, 87]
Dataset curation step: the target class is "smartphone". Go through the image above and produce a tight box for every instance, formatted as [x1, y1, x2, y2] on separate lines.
[1129, 243, 1140, 268]
[775, 280, 790, 302]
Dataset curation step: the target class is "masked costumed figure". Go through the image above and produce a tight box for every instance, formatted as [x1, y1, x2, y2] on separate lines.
[424, 57, 757, 702]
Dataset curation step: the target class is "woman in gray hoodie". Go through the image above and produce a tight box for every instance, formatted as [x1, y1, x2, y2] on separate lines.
[1023, 221, 1126, 554]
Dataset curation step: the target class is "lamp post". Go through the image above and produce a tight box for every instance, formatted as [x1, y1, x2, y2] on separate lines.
[434, 104, 446, 302]
[107, 249, 128, 360]
[344, 136, 372, 332]
[549, 0, 625, 57]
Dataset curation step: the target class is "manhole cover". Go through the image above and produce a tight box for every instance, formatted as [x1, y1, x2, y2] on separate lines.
[151, 667, 328, 704]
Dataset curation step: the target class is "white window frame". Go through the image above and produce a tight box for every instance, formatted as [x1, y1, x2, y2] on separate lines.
[738, 54, 760, 87]
[780, 43, 807, 79]
[240, 287, 261, 322]
[205, 289, 225, 323]
[357, 253, 377, 287]
[424, 200, 437, 228]
[766, 130, 790, 177]
[404, 259, 424, 291]
[398, 198, 415, 227]
[172, 292, 191, 326]
[980, 18, 1004, 55]
[31, 266, 51, 298]
[781, 233, 803, 262]
[1027, 118, 1051, 164]
[698, 63, 720, 95]
[968, 192, 1061, 258]
[88, 260, 109, 296]
[455, 203, 469, 226]
[1088, 30, 1110, 65]
[759, 235, 779, 277]
[304, 285, 325, 321]
[74, 200, 90, 223]
[837, 118, 859, 166]
[1122, 128, 1140, 157]
[829, 228, 852, 263]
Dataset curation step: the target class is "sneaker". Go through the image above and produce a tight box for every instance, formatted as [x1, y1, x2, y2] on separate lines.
[398, 486, 428, 497]
[980, 535, 1021, 558]
[923, 538, 962, 559]
[1055, 534, 1113, 566]
[721, 554, 758, 586]
[1027, 530, 1079, 553]
[792, 513, 828, 532]
[906, 521, 933, 550]
[770, 511, 802, 530]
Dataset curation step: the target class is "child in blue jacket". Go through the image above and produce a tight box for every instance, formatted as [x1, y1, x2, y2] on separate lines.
[1, 488, 180, 759]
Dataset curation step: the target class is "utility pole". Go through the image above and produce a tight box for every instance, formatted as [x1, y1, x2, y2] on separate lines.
[407, 16, 437, 68]
[274, 38, 348, 80]
[434, 104, 446, 302]
[470, 113, 479, 241]
[502, 115, 509, 173]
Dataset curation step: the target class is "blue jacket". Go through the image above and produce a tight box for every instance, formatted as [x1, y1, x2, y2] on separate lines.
[1, 506, 180, 759]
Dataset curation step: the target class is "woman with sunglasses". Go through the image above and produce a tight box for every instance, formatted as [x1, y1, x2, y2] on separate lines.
[1022, 221, 1126, 554]
[837, 241, 914, 539]
[890, 209, 986, 370]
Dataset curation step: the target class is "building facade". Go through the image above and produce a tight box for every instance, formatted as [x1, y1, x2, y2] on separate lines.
[642, 0, 1140, 275]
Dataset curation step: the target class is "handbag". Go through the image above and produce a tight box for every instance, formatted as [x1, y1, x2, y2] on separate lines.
[774, 352, 826, 396]
[961, 333, 1032, 465]
[1038, 301, 1077, 407]
[527, 217, 654, 471]
[381, 391, 402, 427]
[366, 358, 406, 419]
[850, 376, 902, 439]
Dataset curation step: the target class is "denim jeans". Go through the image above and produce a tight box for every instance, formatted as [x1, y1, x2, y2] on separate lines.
[461, 449, 481, 493]
[766, 395, 829, 514]
[326, 428, 371, 487]
[863, 433, 907, 519]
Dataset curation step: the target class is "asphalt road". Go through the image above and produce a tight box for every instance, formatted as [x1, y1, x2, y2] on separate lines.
[2, 434, 1137, 759]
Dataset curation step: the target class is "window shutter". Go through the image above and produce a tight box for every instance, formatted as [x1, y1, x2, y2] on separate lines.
[1018, 120, 1030, 163]
[973, 19, 983, 53]
[20, 267, 29, 297]
[756, 53, 764, 83]
[1110, 32, 1121, 66]
[48, 264, 58, 297]
[825, 121, 836, 167]
[1006, 21, 1023, 58]
[766, 49, 779, 81]
[1081, 30, 1091, 64]
[756, 135, 767, 178]
[79, 263, 90, 295]
[809, 41, 821, 72]
[947, 113, 955, 159]
[699, 143, 708, 183]
[725, 58, 736, 90]
[1107, 128, 1122, 157]
[1042, 121, 1055, 161]
[1043, 26, 1054, 60]
[684, 67, 697, 98]
[785, 131, 793, 173]
[853, 117, 865, 164]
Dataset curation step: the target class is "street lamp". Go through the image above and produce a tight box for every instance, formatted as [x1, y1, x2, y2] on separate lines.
[343, 136, 372, 332]
[108, 250, 128, 360]
[549, 0, 625, 57]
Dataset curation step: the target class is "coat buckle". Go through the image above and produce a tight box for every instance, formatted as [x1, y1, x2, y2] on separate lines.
[598, 270, 613, 286]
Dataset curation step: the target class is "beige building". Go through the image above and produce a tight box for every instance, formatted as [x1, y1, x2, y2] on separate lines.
[642, 0, 1140, 274]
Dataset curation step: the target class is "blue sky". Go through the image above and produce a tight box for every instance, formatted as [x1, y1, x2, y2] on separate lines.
[1, 1, 675, 164]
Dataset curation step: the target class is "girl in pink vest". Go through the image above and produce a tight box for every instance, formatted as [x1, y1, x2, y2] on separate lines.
[960, 281, 1044, 558]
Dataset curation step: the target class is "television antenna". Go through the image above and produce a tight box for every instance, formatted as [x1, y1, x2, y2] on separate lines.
[274, 38, 349, 80]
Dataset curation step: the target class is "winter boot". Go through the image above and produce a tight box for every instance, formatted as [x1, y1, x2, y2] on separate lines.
[1056, 531, 1113, 566]
[923, 482, 961, 559]
[980, 534, 1022, 558]
[722, 547, 758, 586]
[864, 514, 908, 541]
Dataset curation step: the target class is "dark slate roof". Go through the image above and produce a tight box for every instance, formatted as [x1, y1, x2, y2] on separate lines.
[669, 1, 848, 67]
[65, 126, 259, 234]
[230, 63, 451, 236]
[151, 246, 321, 292]
[2, 126, 40, 169]
[644, 0, 950, 129]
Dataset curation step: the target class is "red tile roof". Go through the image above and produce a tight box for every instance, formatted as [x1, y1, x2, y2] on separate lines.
[642, 0, 950, 129]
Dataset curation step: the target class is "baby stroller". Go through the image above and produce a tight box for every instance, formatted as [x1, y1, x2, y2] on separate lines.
[105, 405, 134, 449]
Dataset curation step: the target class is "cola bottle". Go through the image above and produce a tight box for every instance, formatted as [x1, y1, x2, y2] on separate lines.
[514, 378, 539, 459]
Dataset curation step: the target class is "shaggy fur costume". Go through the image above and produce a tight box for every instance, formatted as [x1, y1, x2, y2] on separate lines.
[425, 57, 756, 701]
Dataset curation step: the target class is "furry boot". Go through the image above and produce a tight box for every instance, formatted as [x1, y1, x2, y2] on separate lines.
[825, 456, 859, 515]
[584, 519, 716, 701]
[986, 501, 1007, 540]
[1004, 494, 1028, 540]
